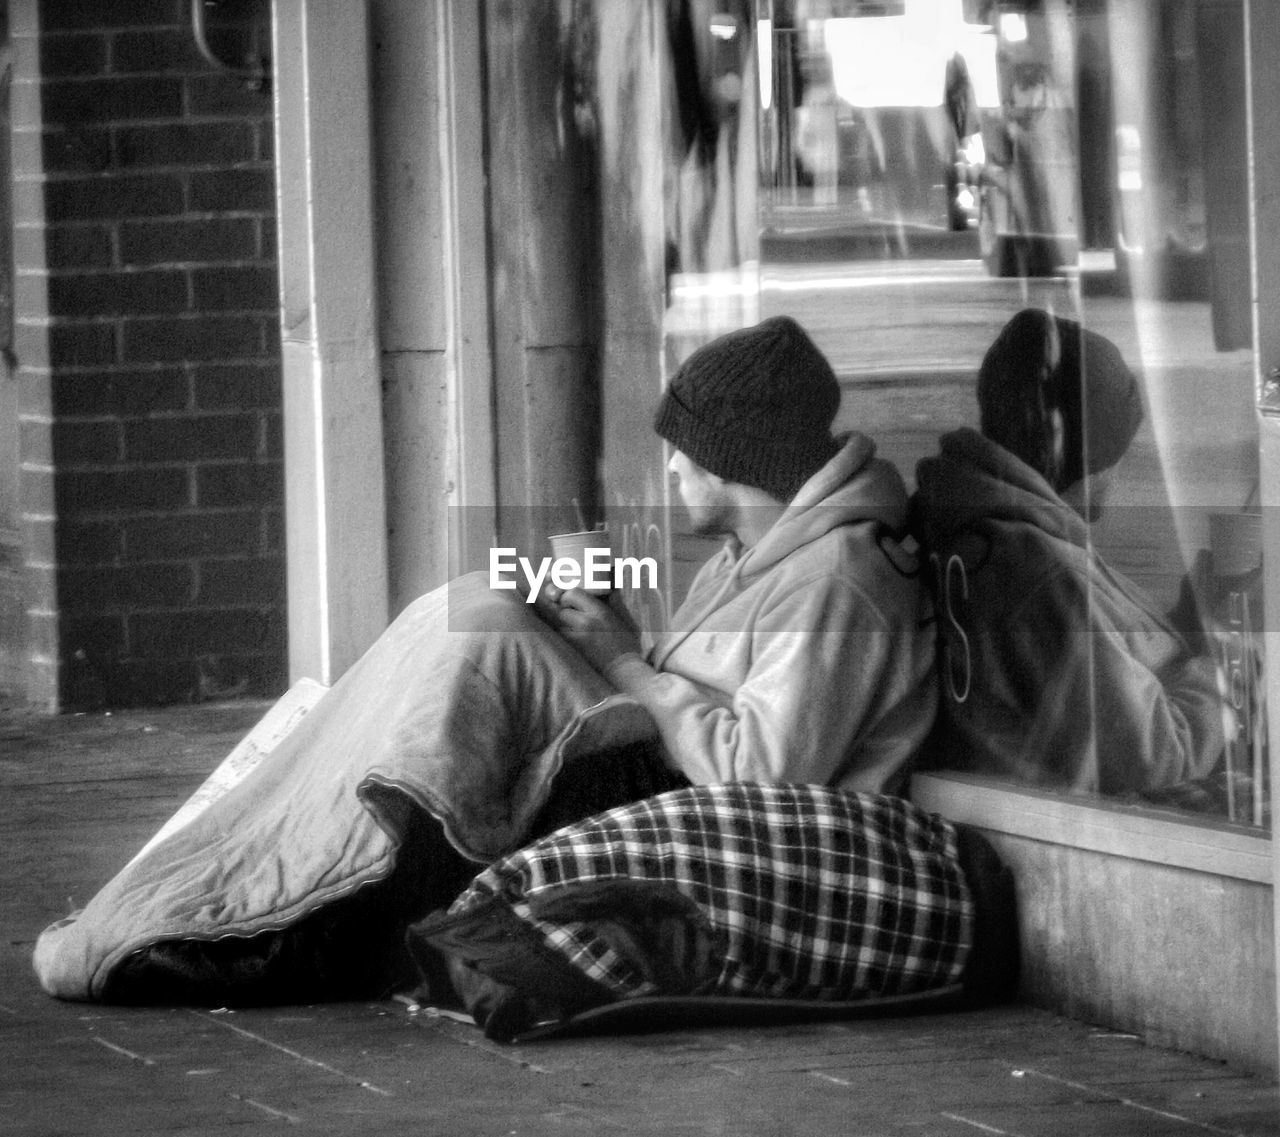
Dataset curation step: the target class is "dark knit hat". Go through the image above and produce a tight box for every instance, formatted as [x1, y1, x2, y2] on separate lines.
[977, 308, 1143, 492]
[653, 316, 841, 501]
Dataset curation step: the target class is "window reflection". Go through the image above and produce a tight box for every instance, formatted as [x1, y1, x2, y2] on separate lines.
[753, 0, 1267, 829]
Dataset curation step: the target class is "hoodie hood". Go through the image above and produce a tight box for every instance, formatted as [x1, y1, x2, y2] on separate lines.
[728, 432, 909, 581]
[914, 428, 1089, 550]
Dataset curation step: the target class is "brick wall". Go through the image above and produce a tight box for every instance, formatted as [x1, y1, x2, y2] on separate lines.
[21, 0, 284, 707]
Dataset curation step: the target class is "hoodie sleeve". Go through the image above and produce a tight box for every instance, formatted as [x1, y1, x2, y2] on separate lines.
[990, 568, 1226, 794]
[603, 574, 933, 792]
[1086, 603, 1227, 795]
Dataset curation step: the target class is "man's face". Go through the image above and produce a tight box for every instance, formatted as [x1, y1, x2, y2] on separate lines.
[668, 450, 733, 536]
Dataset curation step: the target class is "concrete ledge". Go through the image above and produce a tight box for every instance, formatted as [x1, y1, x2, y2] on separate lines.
[913, 773, 1277, 1076]
[912, 772, 1272, 884]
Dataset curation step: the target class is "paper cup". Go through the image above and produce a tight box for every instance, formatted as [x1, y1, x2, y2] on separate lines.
[548, 528, 613, 594]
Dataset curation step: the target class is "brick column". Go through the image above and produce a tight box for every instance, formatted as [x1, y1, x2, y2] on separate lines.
[15, 0, 284, 709]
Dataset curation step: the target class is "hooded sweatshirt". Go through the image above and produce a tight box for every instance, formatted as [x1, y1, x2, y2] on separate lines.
[914, 428, 1224, 795]
[605, 433, 937, 793]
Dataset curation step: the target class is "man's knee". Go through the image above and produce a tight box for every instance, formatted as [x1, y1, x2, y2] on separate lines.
[445, 571, 545, 634]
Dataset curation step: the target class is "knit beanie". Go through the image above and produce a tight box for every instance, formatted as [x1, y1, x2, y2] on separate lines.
[977, 308, 1143, 492]
[653, 316, 841, 501]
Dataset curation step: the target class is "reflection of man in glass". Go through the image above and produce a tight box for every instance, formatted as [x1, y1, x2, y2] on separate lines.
[913, 308, 1225, 797]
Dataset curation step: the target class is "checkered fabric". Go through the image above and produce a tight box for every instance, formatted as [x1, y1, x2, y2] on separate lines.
[448, 783, 974, 1002]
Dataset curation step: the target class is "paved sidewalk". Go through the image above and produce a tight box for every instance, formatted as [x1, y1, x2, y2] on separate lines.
[2, 703, 1278, 1136]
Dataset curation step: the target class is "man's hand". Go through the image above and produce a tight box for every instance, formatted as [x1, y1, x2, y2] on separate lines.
[540, 586, 642, 673]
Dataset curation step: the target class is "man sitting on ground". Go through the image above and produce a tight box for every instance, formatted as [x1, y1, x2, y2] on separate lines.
[35, 315, 937, 1005]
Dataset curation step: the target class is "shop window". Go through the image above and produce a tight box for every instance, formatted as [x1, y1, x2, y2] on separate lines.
[754, 0, 1267, 832]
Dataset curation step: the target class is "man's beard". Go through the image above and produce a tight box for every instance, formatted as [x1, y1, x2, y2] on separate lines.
[686, 502, 734, 538]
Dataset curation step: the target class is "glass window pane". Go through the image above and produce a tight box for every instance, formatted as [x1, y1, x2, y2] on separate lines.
[754, 0, 1266, 830]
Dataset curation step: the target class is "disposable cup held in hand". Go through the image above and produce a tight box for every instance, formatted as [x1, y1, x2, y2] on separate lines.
[548, 528, 614, 595]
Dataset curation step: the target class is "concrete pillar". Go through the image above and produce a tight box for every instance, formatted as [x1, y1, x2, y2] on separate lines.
[484, 0, 602, 557]
[594, 0, 675, 633]
[370, 0, 496, 612]
[272, 0, 387, 684]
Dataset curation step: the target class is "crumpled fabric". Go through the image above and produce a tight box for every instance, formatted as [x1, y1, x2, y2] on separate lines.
[33, 573, 657, 1001]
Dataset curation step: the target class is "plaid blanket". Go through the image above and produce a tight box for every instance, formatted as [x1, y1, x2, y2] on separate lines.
[418, 784, 974, 1030]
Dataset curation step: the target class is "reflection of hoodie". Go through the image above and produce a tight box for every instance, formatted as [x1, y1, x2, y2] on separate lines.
[606, 433, 937, 794]
[914, 428, 1223, 794]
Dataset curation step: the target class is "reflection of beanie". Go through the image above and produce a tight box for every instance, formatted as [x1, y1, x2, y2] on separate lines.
[977, 309, 1143, 492]
[654, 316, 841, 501]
